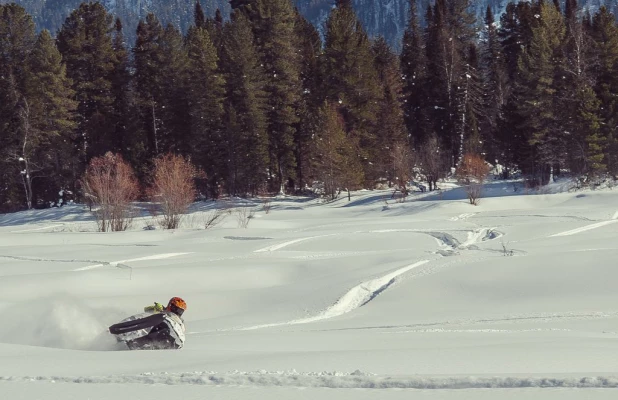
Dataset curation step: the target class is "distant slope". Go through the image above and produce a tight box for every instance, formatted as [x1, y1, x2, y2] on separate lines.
[2, 0, 618, 49]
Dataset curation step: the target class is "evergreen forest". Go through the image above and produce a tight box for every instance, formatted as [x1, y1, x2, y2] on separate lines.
[1, 0, 617, 212]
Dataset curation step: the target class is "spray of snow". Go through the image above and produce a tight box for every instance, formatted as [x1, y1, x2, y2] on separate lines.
[0, 295, 124, 351]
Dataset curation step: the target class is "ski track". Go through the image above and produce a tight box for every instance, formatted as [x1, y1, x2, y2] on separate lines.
[318, 311, 618, 333]
[459, 228, 502, 248]
[550, 220, 618, 237]
[258, 228, 502, 254]
[0, 255, 105, 264]
[1, 372, 618, 389]
[240, 260, 430, 330]
[242, 227, 502, 330]
[449, 213, 476, 221]
[254, 236, 329, 252]
[383, 328, 572, 334]
[224, 236, 273, 241]
[9, 224, 64, 233]
[73, 253, 191, 271]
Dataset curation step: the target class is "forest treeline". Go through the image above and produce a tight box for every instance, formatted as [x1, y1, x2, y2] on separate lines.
[1, 0, 617, 211]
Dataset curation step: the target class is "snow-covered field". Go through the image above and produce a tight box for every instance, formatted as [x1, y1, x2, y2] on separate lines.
[1, 183, 618, 399]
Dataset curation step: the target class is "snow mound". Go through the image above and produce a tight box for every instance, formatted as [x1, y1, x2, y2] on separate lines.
[2, 371, 618, 389]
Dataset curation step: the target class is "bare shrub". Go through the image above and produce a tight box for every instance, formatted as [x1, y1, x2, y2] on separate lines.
[82, 152, 139, 232]
[236, 207, 255, 228]
[501, 240, 514, 256]
[204, 207, 231, 229]
[391, 143, 414, 202]
[457, 153, 490, 205]
[262, 197, 272, 214]
[420, 134, 448, 191]
[148, 153, 199, 229]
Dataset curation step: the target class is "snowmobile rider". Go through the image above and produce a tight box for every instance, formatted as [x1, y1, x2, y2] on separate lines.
[144, 297, 187, 318]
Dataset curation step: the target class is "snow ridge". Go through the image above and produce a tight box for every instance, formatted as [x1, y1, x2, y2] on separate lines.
[241, 260, 430, 330]
[550, 220, 618, 237]
[2, 371, 618, 389]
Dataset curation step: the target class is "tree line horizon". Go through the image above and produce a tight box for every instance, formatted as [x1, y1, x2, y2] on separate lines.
[1, 0, 617, 212]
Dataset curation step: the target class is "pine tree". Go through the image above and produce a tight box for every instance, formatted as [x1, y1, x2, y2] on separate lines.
[134, 13, 164, 156]
[372, 37, 407, 183]
[231, 0, 301, 193]
[424, 0, 452, 152]
[21, 30, 77, 207]
[312, 101, 363, 201]
[194, 1, 206, 29]
[322, 0, 382, 183]
[457, 44, 484, 159]
[591, 6, 618, 175]
[0, 4, 36, 210]
[401, 0, 429, 148]
[515, 1, 566, 181]
[57, 2, 116, 165]
[480, 6, 508, 164]
[557, 0, 606, 175]
[294, 10, 322, 191]
[565, 0, 578, 21]
[497, 1, 537, 178]
[424, 0, 478, 164]
[499, 1, 535, 82]
[133, 16, 190, 157]
[186, 24, 225, 194]
[221, 12, 269, 195]
[110, 18, 134, 157]
[205, 9, 224, 53]
[576, 86, 605, 174]
[158, 24, 190, 153]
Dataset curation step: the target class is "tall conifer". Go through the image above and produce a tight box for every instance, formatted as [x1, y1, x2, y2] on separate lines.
[57, 2, 116, 163]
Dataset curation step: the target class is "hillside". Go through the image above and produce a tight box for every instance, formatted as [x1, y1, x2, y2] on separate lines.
[7, 0, 617, 49]
[1, 184, 618, 399]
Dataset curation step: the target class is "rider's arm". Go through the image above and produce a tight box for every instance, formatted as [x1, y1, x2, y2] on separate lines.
[144, 302, 164, 312]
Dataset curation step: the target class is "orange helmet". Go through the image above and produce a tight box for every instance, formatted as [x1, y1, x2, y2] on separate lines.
[166, 297, 187, 316]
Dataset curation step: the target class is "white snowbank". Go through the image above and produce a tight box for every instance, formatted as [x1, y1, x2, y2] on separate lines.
[1, 370, 617, 389]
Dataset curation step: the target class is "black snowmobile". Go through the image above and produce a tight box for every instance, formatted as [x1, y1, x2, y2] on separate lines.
[109, 311, 185, 350]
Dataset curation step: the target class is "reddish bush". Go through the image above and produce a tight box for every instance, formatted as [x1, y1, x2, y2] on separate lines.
[457, 153, 490, 205]
[82, 152, 139, 232]
[149, 154, 199, 229]
[391, 142, 414, 202]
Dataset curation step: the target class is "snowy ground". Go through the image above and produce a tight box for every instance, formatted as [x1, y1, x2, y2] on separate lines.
[1, 182, 618, 399]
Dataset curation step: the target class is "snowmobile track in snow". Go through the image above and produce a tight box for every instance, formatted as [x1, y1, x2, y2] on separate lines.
[254, 227, 503, 254]
[550, 220, 618, 237]
[237, 260, 430, 330]
[74, 253, 190, 271]
[316, 311, 618, 333]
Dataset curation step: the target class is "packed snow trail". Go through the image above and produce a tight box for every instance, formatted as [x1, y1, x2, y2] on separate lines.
[74, 253, 190, 271]
[240, 260, 429, 330]
[550, 220, 618, 237]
